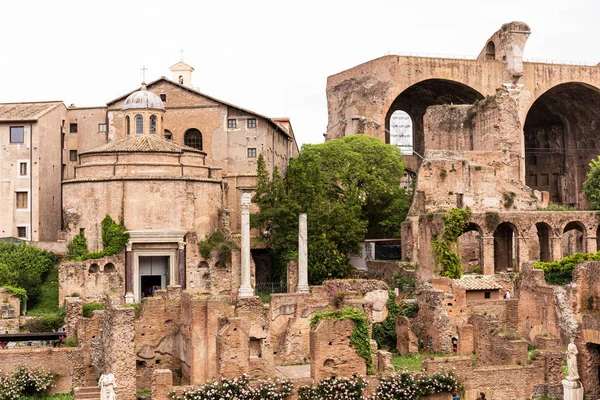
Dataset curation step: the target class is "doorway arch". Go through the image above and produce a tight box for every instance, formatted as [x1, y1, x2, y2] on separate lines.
[494, 222, 518, 273]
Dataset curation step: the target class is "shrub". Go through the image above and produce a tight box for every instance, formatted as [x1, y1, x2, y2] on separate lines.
[66, 215, 129, 261]
[198, 230, 237, 266]
[298, 376, 367, 400]
[584, 155, 600, 209]
[22, 311, 65, 332]
[503, 191, 516, 209]
[0, 366, 56, 400]
[168, 374, 292, 400]
[373, 289, 420, 350]
[534, 251, 600, 285]
[82, 302, 104, 318]
[311, 307, 373, 373]
[372, 371, 462, 400]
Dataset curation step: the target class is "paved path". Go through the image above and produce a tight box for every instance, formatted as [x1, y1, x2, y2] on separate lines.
[275, 364, 310, 379]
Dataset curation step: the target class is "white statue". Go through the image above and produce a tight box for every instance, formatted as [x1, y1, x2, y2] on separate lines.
[99, 373, 118, 400]
[566, 337, 580, 381]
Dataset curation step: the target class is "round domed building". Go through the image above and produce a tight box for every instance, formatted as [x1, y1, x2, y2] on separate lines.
[62, 83, 225, 302]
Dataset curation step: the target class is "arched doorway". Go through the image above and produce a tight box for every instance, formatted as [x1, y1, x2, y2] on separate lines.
[494, 222, 518, 273]
[389, 110, 413, 155]
[184, 128, 203, 150]
[458, 223, 483, 274]
[385, 79, 484, 171]
[524, 83, 600, 207]
[563, 221, 586, 256]
[536, 222, 552, 262]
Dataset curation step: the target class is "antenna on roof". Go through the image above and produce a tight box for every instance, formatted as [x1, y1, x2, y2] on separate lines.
[140, 65, 148, 84]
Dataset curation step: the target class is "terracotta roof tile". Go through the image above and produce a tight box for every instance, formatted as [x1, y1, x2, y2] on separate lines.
[80, 135, 205, 155]
[0, 101, 63, 122]
[455, 276, 501, 291]
[232, 236, 269, 250]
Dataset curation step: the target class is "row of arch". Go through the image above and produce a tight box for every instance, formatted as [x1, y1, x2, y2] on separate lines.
[385, 79, 600, 207]
[89, 262, 116, 274]
[125, 115, 161, 135]
[458, 219, 596, 274]
[124, 115, 204, 151]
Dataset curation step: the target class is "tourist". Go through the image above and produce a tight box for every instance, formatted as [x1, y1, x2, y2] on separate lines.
[452, 392, 460, 400]
[477, 392, 486, 400]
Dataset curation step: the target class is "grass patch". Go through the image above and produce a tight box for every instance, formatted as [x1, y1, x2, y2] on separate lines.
[19, 395, 73, 400]
[28, 268, 60, 316]
[391, 352, 447, 371]
[82, 302, 104, 317]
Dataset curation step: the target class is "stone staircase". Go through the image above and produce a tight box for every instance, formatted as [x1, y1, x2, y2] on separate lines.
[74, 386, 101, 400]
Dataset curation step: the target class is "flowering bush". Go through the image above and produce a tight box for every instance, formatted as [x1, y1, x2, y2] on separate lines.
[371, 371, 462, 400]
[328, 283, 348, 308]
[168, 374, 292, 400]
[298, 376, 367, 400]
[0, 366, 56, 400]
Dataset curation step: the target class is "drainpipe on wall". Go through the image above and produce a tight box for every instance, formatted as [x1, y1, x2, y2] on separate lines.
[29, 122, 33, 242]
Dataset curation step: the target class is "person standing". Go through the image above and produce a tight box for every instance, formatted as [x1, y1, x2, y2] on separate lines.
[504, 290, 511, 300]
[476, 392, 486, 400]
[452, 392, 460, 400]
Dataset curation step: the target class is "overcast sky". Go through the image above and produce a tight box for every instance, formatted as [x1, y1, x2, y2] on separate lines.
[1, 0, 599, 146]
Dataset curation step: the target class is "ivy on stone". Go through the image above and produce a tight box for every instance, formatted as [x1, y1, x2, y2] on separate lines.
[66, 215, 129, 261]
[431, 208, 472, 279]
[310, 306, 373, 373]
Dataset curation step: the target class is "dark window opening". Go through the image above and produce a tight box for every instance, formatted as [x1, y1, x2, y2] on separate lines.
[19, 162, 27, 176]
[160, 94, 167, 102]
[484, 291, 491, 299]
[69, 150, 78, 161]
[228, 119, 237, 129]
[247, 118, 257, 128]
[17, 227, 27, 238]
[184, 129, 203, 150]
[247, 148, 257, 158]
[10, 126, 24, 143]
[69, 123, 78, 133]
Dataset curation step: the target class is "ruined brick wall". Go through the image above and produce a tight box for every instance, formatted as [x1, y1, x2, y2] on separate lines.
[0, 288, 20, 316]
[469, 313, 528, 366]
[365, 260, 416, 287]
[470, 364, 545, 400]
[310, 318, 367, 380]
[0, 348, 85, 394]
[412, 287, 452, 352]
[572, 261, 600, 314]
[59, 254, 125, 304]
[76, 310, 104, 386]
[101, 300, 136, 400]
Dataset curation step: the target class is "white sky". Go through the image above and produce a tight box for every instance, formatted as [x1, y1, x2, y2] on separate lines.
[1, 0, 599, 147]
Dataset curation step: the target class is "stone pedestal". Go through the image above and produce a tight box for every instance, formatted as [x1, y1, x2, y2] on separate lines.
[562, 379, 584, 400]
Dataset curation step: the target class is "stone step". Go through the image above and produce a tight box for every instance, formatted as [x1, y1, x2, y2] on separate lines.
[74, 386, 101, 400]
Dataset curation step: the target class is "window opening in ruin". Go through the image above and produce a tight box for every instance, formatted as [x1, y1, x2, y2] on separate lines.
[536, 222, 552, 262]
[139, 256, 169, 298]
[160, 94, 167, 102]
[104, 263, 115, 273]
[494, 222, 518, 273]
[563, 221, 585, 256]
[164, 129, 172, 140]
[89, 263, 99, 273]
[485, 41, 496, 60]
[484, 291, 491, 299]
[388, 110, 413, 155]
[524, 83, 600, 207]
[184, 128, 203, 150]
[249, 338, 262, 358]
[458, 223, 482, 274]
[585, 343, 600, 396]
[150, 115, 157, 134]
[10, 126, 24, 143]
[126, 116, 130, 135]
[135, 115, 143, 134]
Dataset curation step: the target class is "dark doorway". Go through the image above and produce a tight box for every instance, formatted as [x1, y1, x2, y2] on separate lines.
[536, 222, 552, 262]
[139, 256, 169, 298]
[459, 223, 483, 274]
[563, 221, 586, 256]
[494, 222, 518, 273]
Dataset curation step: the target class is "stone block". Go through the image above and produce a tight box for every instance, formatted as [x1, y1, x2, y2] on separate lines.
[152, 369, 173, 400]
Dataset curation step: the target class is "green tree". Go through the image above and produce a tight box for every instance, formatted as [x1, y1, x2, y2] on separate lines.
[584, 155, 600, 209]
[252, 136, 410, 284]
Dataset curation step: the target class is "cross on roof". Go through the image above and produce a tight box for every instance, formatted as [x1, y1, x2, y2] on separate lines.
[141, 65, 148, 82]
[180, 48, 184, 61]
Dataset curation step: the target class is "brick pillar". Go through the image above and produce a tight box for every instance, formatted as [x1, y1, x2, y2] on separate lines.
[586, 236, 597, 254]
[551, 235, 563, 261]
[152, 369, 173, 400]
[125, 242, 134, 303]
[178, 241, 186, 289]
[482, 236, 495, 275]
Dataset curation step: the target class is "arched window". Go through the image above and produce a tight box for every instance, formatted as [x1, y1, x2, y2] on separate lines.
[486, 41, 496, 60]
[388, 110, 413, 155]
[164, 129, 173, 140]
[150, 115, 157, 134]
[125, 116, 130, 135]
[184, 128, 203, 150]
[135, 115, 143, 134]
[179, 75, 184, 84]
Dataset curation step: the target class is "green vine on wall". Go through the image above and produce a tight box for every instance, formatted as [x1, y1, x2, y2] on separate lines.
[431, 208, 471, 279]
[198, 230, 238, 266]
[66, 215, 129, 261]
[310, 307, 373, 374]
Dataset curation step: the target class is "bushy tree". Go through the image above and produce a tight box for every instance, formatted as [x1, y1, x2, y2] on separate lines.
[252, 136, 410, 284]
[584, 155, 600, 209]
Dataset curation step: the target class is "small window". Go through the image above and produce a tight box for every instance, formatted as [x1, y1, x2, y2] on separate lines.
[16, 192, 28, 209]
[160, 94, 167, 102]
[484, 291, 491, 299]
[69, 123, 78, 133]
[135, 115, 143, 134]
[69, 150, 78, 161]
[17, 226, 27, 239]
[150, 115, 157, 134]
[247, 148, 257, 158]
[10, 126, 24, 143]
[164, 129, 173, 140]
[98, 123, 107, 132]
[247, 118, 257, 128]
[227, 119, 237, 129]
[125, 116, 130, 135]
[19, 162, 27, 176]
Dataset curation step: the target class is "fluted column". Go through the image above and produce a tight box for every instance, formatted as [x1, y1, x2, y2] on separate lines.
[296, 213, 310, 293]
[238, 190, 254, 298]
[125, 242, 134, 303]
[178, 241, 186, 289]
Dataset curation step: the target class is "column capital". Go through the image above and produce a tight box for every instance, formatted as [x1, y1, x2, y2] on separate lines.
[126, 242, 133, 252]
[178, 241, 186, 250]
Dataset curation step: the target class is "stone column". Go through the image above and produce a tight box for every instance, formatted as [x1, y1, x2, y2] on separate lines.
[551, 235, 563, 261]
[586, 236, 597, 254]
[238, 190, 254, 298]
[296, 213, 310, 293]
[178, 241, 186, 289]
[482, 236, 495, 275]
[125, 242, 134, 304]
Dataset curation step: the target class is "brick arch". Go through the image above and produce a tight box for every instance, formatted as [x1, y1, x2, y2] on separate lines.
[563, 221, 587, 255]
[582, 329, 600, 345]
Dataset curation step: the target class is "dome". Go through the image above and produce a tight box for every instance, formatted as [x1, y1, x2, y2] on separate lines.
[123, 83, 165, 111]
